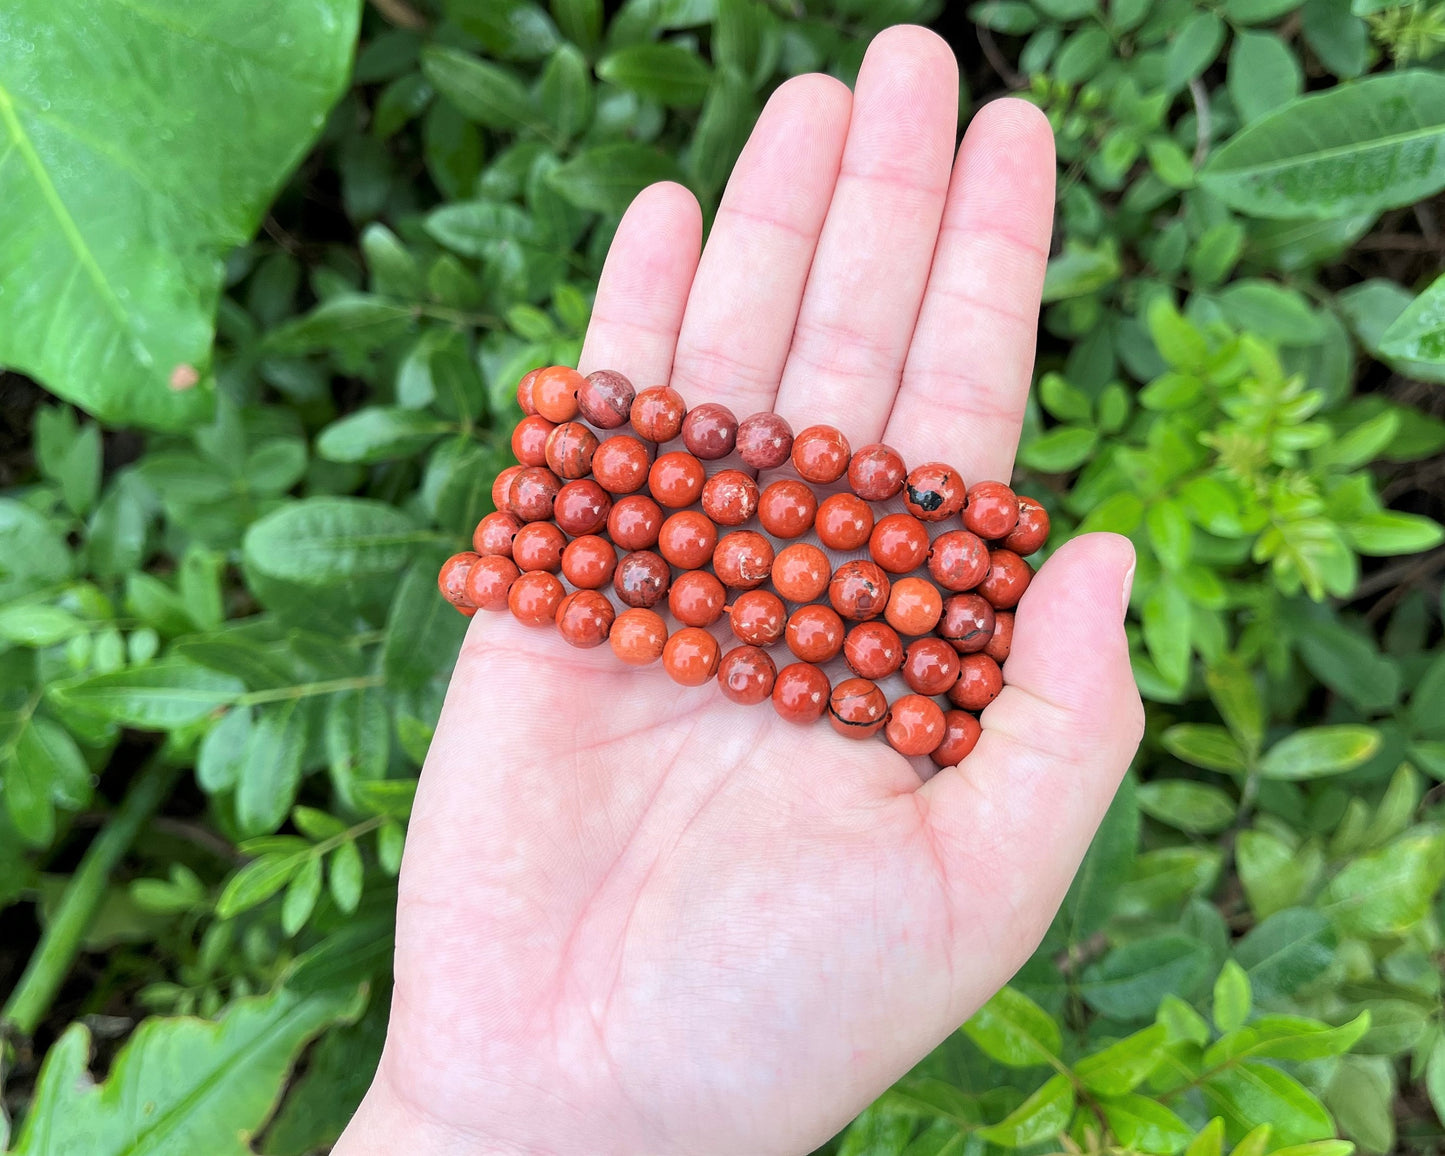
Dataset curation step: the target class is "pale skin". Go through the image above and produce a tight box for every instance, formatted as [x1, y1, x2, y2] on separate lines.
[336, 25, 1144, 1156]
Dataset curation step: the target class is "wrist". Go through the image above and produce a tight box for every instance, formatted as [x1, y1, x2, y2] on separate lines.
[334, 1072, 552, 1156]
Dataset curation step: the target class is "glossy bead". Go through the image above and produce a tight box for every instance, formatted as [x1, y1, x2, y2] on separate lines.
[590, 435, 651, 494]
[948, 653, 1004, 710]
[508, 571, 565, 626]
[978, 549, 1032, 609]
[757, 479, 817, 539]
[438, 552, 478, 607]
[713, 531, 774, 589]
[511, 414, 555, 467]
[515, 367, 541, 416]
[964, 481, 1020, 541]
[927, 530, 990, 592]
[848, 444, 907, 502]
[828, 560, 891, 622]
[937, 593, 996, 654]
[903, 462, 966, 522]
[869, 514, 931, 574]
[555, 589, 615, 649]
[682, 403, 738, 460]
[553, 480, 612, 537]
[544, 422, 599, 480]
[463, 554, 519, 612]
[649, 451, 706, 509]
[473, 511, 522, 557]
[902, 638, 961, 696]
[885, 577, 944, 636]
[577, 369, 635, 430]
[816, 493, 874, 552]
[610, 608, 668, 666]
[700, 470, 759, 526]
[1003, 497, 1050, 555]
[613, 550, 671, 609]
[828, 678, 889, 740]
[735, 412, 794, 469]
[791, 424, 851, 484]
[886, 695, 946, 757]
[985, 611, 1014, 663]
[657, 511, 718, 569]
[532, 365, 584, 423]
[933, 710, 983, 767]
[772, 662, 831, 725]
[785, 604, 845, 663]
[844, 621, 904, 680]
[663, 626, 721, 686]
[492, 465, 524, 514]
[608, 495, 664, 551]
[511, 522, 566, 573]
[771, 542, 830, 603]
[508, 466, 561, 522]
[560, 535, 617, 589]
[669, 570, 727, 628]
[717, 645, 777, 705]
[728, 590, 786, 647]
[630, 385, 687, 442]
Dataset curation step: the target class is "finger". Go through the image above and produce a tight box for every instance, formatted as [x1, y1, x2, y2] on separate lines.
[669, 74, 853, 417]
[918, 534, 1142, 970]
[579, 181, 703, 384]
[772, 25, 958, 446]
[884, 99, 1054, 479]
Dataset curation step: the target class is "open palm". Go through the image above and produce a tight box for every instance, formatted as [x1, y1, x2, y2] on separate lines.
[339, 26, 1143, 1156]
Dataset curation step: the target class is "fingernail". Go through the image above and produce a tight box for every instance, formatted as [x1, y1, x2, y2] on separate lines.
[1120, 560, 1136, 618]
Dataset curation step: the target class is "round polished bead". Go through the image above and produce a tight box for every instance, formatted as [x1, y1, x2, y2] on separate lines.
[735, 412, 794, 469]
[978, 549, 1033, 609]
[886, 695, 946, 757]
[985, 611, 1014, 663]
[869, 513, 931, 574]
[553, 480, 612, 537]
[791, 424, 852, 484]
[937, 593, 996, 654]
[608, 495, 664, 551]
[508, 571, 565, 626]
[515, 368, 541, 417]
[682, 403, 738, 460]
[508, 466, 562, 522]
[555, 589, 615, 648]
[885, 577, 944, 636]
[927, 530, 990, 592]
[463, 554, 518, 611]
[590, 435, 651, 494]
[657, 510, 718, 569]
[785, 604, 845, 663]
[771, 542, 830, 603]
[903, 462, 966, 522]
[511, 414, 555, 467]
[828, 678, 889, 740]
[544, 422, 600, 480]
[473, 511, 522, 557]
[728, 590, 786, 647]
[933, 710, 983, 767]
[816, 493, 874, 552]
[713, 531, 774, 590]
[663, 627, 721, 686]
[610, 607, 668, 666]
[649, 451, 706, 509]
[438, 552, 478, 607]
[1003, 497, 1050, 555]
[757, 479, 817, 539]
[902, 638, 961, 696]
[577, 369, 636, 430]
[717, 645, 777, 705]
[492, 465, 524, 514]
[828, 560, 891, 622]
[964, 481, 1020, 541]
[669, 570, 728, 628]
[613, 550, 671, 609]
[772, 662, 831, 724]
[561, 535, 617, 589]
[631, 386, 687, 442]
[844, 621, 904, 680]
[532, 365, 584, 423]
[848, 444, 907, 502]
[701, 469, 760, 526]
[948, 653, 1004, 710]
[511, 522, 566, 573]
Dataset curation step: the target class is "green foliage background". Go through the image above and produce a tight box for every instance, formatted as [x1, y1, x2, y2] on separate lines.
[3, 0, 1445, 1152]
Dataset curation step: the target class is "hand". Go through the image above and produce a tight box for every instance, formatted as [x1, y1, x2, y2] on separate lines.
[338, 25, 1143, 1156]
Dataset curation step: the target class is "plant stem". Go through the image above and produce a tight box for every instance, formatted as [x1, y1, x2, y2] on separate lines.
[2, 756, 179, 1038]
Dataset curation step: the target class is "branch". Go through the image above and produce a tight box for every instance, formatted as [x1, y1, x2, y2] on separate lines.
[1188, 78, 1212, 167]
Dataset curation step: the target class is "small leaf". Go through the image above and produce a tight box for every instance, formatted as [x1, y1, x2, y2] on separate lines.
[1322, 828, 1445, 937]
[196, 707, 253, 794]
[1017, 427, 1098, 472]
[281, 856, 323, 936]
[243, 497, 427, 586]
[330, 840, 364, 914]
[316, 407, 449, 464]
[961, 986, 1062, 1068]
[1075, 1024, 1168, 1095]
[1098, 1094, 1192, 1155]
[1164, 11, 1225, 92]
[547, 143, 683, 214]
[216, 853, 305, 919]
[1213, 960, 1252, 1033]
[976, 1074, 1074, 1148]
[1202, 1063, 1334, 1145]
[1234, 907, 1336, 1004]
[1259, 726, 1380, 780]
[235, 702, 308, 837]
[1227, 32, 1301, 124]
[1342, 511, 1445, 556]
[1081, 935, 1212, 1019]
[1161, 725, 1248, 773]
[1137, 780, 1236, 834]
[1215, 281, 1326, 345]
[422, 46, 536, 129]
[597, 42, 713, 108]
[1379, 271, 1445, 364]
[51, 660, 244, 730]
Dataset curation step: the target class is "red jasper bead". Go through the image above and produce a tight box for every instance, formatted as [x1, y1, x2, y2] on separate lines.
[949, 653, 1004, 710]
[492, 465, 524, 514]
[608, 495, 664, 551]
[544, 422, 599, 480]
[903, 462, 966, 522]
[717, 645, 777, 705]
[658, 511, 718, 570]
[438, 552, 478, 607]
[512, 522, 566, 573]
[590, 435, 651, 494]
[577, 369, 635, 430]
[885, 577, 944, 636]
[964, 481, 1020, 541]
[757, 479, 817, 539]
[735, 412, 794, 470]
[771, 542, 830, 603]
[848, 444, 907, 501]
[663, 627, 721, 686]
[682, 403, 738, 460]
[816, 493, 874, 552]
[464, 554, 518, 612]
[511, 414, 555, 467]
[532, 365, 584, 423]
[937, 593, 996, 654]
[978, 549, 1033, 609]
[555, 589, 615, 648]
[669, 570, 728, 628]
[828, 678, 889, 739]
[553, 480, 612, 537]
[509, 466, 562, 522]
[649, 451, 706, 508]
[1003, 497, 1050, 555]
[613, 550, 671, 609]
[729, 590, 786, 647]
[828, 560, 891, 622]
[885, 695, 946, 757]
[610, 607, 668, 666]
[786, 604, 845, 663]
[902, 638, 961, 696]
[927, 530, 990, 592]
[933, 710, 983, 767]
[561, 535, 617, 589]
[473, 511, 522, 557]
[701, 470, 760, 526]
[631, 385, 687, 443]
[869, 513, 931, 574]
[713, 531, 774, 590]
[985, 611, 1014, 663]
[791, 424, 852, 484]
[515, 368, 541, 416]
[772, 662, 831, 725]
[508, 571, 565, 626]
[844, 621, 904, 680]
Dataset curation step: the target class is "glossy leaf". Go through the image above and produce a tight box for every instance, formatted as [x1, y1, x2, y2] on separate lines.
[1202, 1063, 1334, 1145]
[243, 498, 429, 586]
[1258, 726, 1380, 780]
[961, 986, 1061, 1068]
[50, 659, 244, 729]
[1099, 1094, 1192, 1155]
[976, 1074, 1074, 1148]
[1074, 1024, 1168, 1095]
[1081, 935, 1212, 1019]
[1379, 271, 1445, 365]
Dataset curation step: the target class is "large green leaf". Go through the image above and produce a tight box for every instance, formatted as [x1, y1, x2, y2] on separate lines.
[961, 986, 1061, 1068]
[1379, 271, 1445, 366]
[1233, 908, 1336, 1004]
[49, 659, 244, 730]
[243, 498, 433, 587]
[0, 1, 359, 429]
[1080, 934, 1212, 1020]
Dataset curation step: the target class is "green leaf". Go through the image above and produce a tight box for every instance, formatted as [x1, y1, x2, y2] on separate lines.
[1137, 780, 1237, 834]
[1017, 427, 1098, 472]
[1234, 908, 1336, 1004]
[266, 294, 414, 355]
[1236, 830, 1320, 918]
[1143, 581, 1191, 687]
[1146, 500, 1193, 570]
[0, 604, 85, 648]
[1041, 242, 1120, 302]
[243, 497, 428, 586]
[1259, 725, 1381, 780]
[1294, 616, 1401, 714]
[1161, 725, 1248, 774]
[1185, 1117, 1225, 1156]
[1323, 1055, 1393, 1154]
[1426, 1033, 1445, 1127]
[316, 407, 450, 464]
[1200, 72, 1445, 219]
[538, 43, 594, 143]
[547, 142, 682, 214]
[1164, 11, 1225, 92]
[1055, 27, 1112, 87]
[422, 46, 537, 130]
[1202, 1063, 1334, 1145]
[1190, 222, 1246, 288]
[968, 2, 1038, 33]
[1205, 657, 1264, 753]
[1212, 1012, 1370, 1062]
[1322, 827, 1445, 937]
[1215, 281, 1326, 345]
[1342, 511, 1445, 556]
[976, 1074, 1074, 1148]
[687, 69, 756, 199]
[383, 559, 468, 689]
[3, 715, 90, 845]
[1379, 270, 1445, 364]
[1222, 0, 1299, 22]
[235, 701, 308, 837]
[447, 0, 560, 59]
[329, 840, 364, 915]
[1099, 1094, 1193, 1155]
[1213, 959, 1252, 1033]
[1227, 32, 1302, 124]
[1058, 772, 1139, 943]
[51, 659, 244, 729]
[1338, 278, 1445, 385]
[1302, 0, 1369, 79]
[1074, 1024, 1168, 1095]
[325, 687, 390, 806]
[1081, 934, 1212, 1019]
[216, 852, 304, 919]
[597, 43, 713, 107]
[0, 499, 71, 603]
[961, 986, 1062, 1068]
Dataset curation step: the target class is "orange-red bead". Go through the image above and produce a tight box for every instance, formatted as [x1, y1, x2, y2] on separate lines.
[553, 480, 612, 537]
[508, 571, 565, 626]
[964, 481, 1020, 541]
[885, 577, 944, 636]
[533, 365, 584, 423]
[1003, 497, 1050, 555]
[669, 570, 727, 627]
[631, 385, 686, 442]
[515, 368, 541, 416]
[828, 678, 888, 739]
[658, 510, 718, 569]
[938, 593, 996, 653]
[785, 604, 845, 663]
[577, 369, 635, 430]
[903, 462, 966, 522]
[610, 607, 668, 666]
[848, 444, 907, 502]
[728, 590, 786, 647]
[717, 645, 777, 705]
[828, 560, 891, 622]
[978, 550, 1033, 609]
[985, 611, 1014, 663]
[949, 653, 1004, 710]
[902, 638, 961, 696]
[512, 522, 566, 572]
[701, 470, 760, 526]
[869, 514, 931, 574]
[682, 402, 738, 460]
[736, 412, 793, 469]
[492, 465, 524, 514]
[933, 710, 983, 767]
[816, 492, 874, 552]
[757, 479, 817, 539]
[791, 424, 851, 484]
[555, 589, 615, 648]
[591, 435, 651, 494]
[649, 451, 706, 508]
[608, 495, 663, 551]
[886, 695, 946, 756]
[509, 466, 561, 522]
[772, 662, 831, 724]
[844, 621, 904, 680]
[927, 530, 990, 592]
[511, 414, 555, 466]
[463, 555, 519, 612]
[771, 542, 830, 603]
[613, 550, 671, 608]
[561, 535, 617, 589]
[663, 627, 721, 686]
[473, 511, 522, 557]
[713, 531, 774, 590]
[438, 552, 478, 607]
[545, 421, 599, 480]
